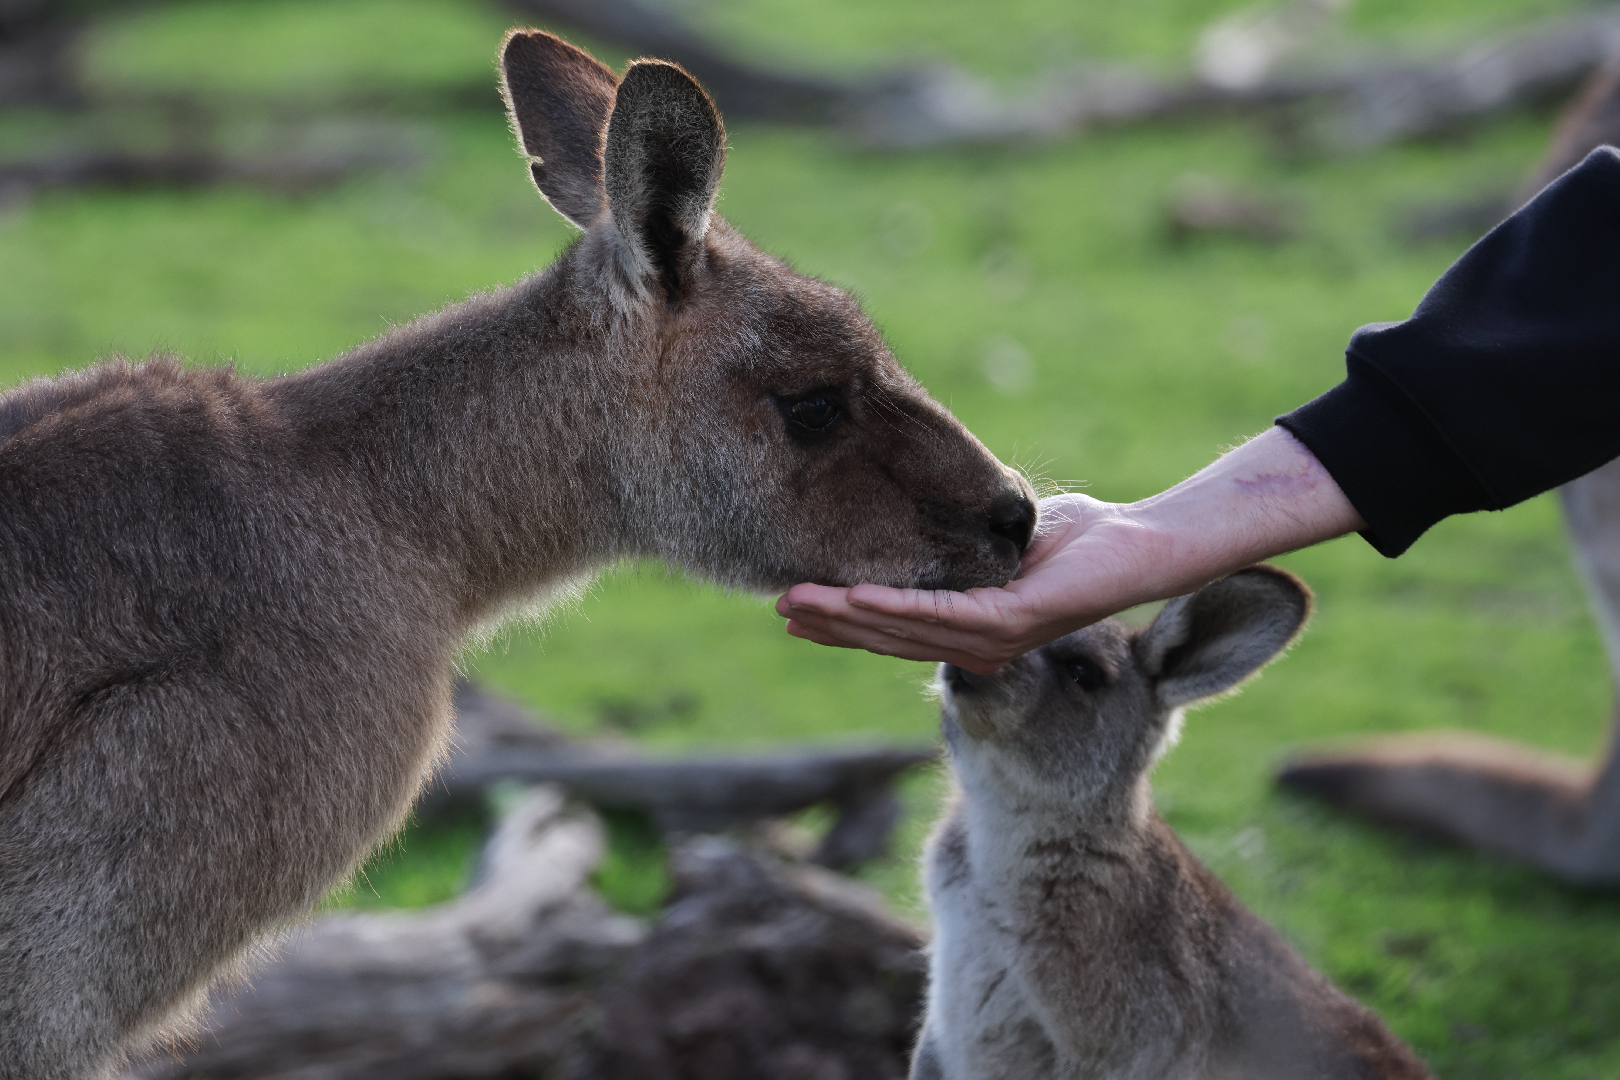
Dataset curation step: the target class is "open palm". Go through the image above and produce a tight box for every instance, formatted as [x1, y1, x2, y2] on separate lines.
[776, 428, 1365, 672]
[776, 493, 1178, 673]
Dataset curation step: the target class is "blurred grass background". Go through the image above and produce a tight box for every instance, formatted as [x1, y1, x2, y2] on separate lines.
[3, 0, 1618, 1074]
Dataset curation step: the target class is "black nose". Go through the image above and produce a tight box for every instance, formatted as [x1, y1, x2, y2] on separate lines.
[987, 493, 1036, 555]
[943, 663, 982, 694]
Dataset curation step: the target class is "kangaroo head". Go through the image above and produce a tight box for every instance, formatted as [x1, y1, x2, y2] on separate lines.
[938, 567, 1311, 807]
[500, 30, 1035, 591]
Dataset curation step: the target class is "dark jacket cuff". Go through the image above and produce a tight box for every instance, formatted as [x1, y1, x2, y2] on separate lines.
[1276, 368, 1493, 558]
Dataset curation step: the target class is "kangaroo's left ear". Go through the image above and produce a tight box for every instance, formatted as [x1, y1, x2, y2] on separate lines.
[1136, 565, 1312, 708]
[499, 29, 618, 230]
[602, 59, 726, 302]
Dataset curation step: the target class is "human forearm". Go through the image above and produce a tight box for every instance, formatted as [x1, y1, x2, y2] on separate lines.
[1121, 426, 1365, 600]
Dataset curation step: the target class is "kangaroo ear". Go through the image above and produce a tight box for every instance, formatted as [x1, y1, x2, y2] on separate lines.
[1136, 566, 1312, 708]
[500, 29, 618, 229]
[603, 59, 725, 299]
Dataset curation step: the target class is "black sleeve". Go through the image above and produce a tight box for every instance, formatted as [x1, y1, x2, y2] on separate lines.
[1276, 146, 1620, 557]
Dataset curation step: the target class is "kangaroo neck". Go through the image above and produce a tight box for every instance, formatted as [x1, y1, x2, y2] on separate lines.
[267, 243, 645, 627]
[957, 772, 1154, 888]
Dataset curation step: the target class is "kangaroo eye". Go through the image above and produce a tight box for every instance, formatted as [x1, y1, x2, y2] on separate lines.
[788, 394, 841, 432]
[1065, 658, 1106, 692]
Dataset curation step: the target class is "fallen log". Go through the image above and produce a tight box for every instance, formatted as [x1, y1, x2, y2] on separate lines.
[1397, 48, 1620, 242]
[10, 0, 1619, 166]
[850, 5, 1620, 148]
[121, 797, 927, 1080]
[509, 0, 1620, 147]
[0, 142, 418, 201]
[565, 835, 927, 1080]
[501, 0, 853, 124]
[1314, 7, 1620, 148]
[123, 786, 646, 1080]
[439, 680, 937, 868]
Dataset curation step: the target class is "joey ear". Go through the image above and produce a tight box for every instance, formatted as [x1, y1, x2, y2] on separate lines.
[500, 29, 618, 229]
[603, 59, 725, 297]
[1136, 566, 1312, 708]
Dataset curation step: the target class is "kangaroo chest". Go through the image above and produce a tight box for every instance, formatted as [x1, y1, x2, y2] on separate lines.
[920, 812, 1214, 1080]
[924, 850, 1064, 1080]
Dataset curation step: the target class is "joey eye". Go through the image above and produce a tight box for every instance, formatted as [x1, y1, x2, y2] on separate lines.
[1064, 657, 1107, 692]
[787, 394, 842, 432]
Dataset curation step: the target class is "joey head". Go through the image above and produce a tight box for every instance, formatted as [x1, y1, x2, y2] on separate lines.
[915, 567, 1433, 1080]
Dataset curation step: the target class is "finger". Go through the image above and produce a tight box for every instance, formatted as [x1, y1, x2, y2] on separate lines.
[782, 582, 1025, 639]
[783, 619, 865, 650]
[776, 587, 950, 647]
[784, 616, 910, 656]
[778, 581, 858, 616]
[779, 583, 955, 627]
[784, 608, 1020, 671]
[786, 617, 1010, 671]
[785, 601, 988, 651]
[841, 584, 1013, 631]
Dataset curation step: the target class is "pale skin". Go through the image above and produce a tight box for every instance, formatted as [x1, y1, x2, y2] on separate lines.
[776, 426, 1366, 674]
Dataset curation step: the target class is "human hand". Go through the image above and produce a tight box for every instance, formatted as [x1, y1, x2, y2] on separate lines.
[775, 493, 1178, 674]
[775, 428, 1364, 673]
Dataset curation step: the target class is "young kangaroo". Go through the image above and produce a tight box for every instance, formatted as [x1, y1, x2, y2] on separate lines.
[0, 31, 1035, 1080]
[914, 567, 1433, 1080]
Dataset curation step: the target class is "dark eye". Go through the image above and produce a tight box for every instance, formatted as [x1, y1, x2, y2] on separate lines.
[1064, 657, 1107, 692]
[787, 393, 842, 432]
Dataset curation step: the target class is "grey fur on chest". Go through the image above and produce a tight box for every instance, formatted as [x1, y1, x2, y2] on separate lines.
[917, 812, 1196, 1080]
[921, 838, 1060, 1080]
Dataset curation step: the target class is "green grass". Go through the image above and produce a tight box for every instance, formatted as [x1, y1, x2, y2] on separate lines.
[591, 809, 674, 917]
[320, 802, 489, 910]
[6, 0, 1619, 1073]
[82, 0, 512, 103]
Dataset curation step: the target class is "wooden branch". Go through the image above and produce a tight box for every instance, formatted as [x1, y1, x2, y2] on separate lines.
[0, 143, 417, 200]
[1398, 46, 1620, 242]
[565, 836, 926, 1080]
[122, 787, 646, 1080]
[1164, 174, 1298, 245]
[121, 799, 925, 1080]
[10, 0, 1619, 163]
[1309, 7, 1620, 147]
[439, 680, 936, 867]
[0, 22, 78, 108]
[0, 1, 164, 108]
[501, 0, 853, 123]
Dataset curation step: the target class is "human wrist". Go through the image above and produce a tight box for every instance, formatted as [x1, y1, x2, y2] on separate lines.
[1118, 494, 1241, 603]
[1123, 428, 1363, 599]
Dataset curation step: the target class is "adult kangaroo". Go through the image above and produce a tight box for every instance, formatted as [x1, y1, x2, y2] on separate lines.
[1278, 61, 1620, 886]
[0, 31, 1035, 1079]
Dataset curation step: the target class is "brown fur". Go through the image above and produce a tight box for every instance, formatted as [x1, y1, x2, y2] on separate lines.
[1279, 458, 1620, 884]
[917, 568, 1432, 1079]
[0, 30, 1033, 1079]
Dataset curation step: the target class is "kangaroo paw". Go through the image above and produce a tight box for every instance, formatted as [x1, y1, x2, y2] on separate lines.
[1277, 732, 1620, 885]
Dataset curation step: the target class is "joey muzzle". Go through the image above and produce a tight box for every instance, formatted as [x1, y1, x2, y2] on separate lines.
[942, 663, 988, 696]
[941, 664, 1005, 741]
